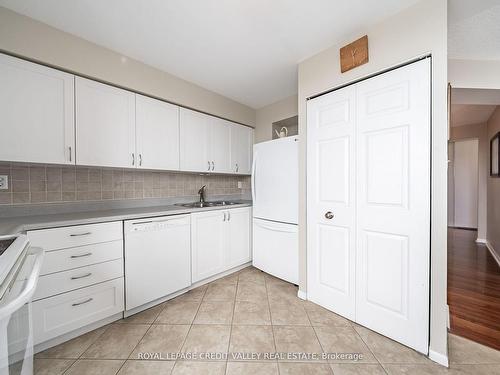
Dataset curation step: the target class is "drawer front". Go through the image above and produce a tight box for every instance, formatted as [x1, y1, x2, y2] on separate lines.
[33, 278, 124, 345]
[41, 240, 123, 276]
[28, 221, 123, 251]
[34, 259, 124, 301]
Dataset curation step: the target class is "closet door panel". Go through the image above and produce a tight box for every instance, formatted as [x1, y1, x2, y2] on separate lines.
[306, 85, 356, 320]
[355, 59, 430, 354]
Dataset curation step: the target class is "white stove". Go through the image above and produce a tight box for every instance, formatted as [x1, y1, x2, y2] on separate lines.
[0, 234, 44, 375]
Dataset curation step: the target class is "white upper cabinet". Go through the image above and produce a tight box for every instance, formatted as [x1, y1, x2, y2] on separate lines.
[136, 94, 180, 170]
[230, 124, 253, 174]
[179, 108, 211, 172]
[180, 108, 251, 174]
[210, 118, 231, 173]
[0, 54, 75, 164]
[75, 77, 136, 168]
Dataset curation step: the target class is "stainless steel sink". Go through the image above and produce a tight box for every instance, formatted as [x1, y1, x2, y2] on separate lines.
[177, 201, 240, 208]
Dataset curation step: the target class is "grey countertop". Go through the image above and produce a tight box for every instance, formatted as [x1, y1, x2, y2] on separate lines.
[0, 200, 252, 235]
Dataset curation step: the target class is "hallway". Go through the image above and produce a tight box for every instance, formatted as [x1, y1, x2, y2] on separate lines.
[448, 228, 500, 350]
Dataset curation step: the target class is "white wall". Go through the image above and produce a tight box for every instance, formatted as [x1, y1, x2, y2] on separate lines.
[450, 123, 488, 240]
[255, 95, 298, 143]
[298, 0, 448, 363]
[449, 59, 500, 90]
[0, 6, 255, 127]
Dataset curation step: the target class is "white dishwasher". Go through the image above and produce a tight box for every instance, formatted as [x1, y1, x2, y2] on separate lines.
[124, 214, 191, 311]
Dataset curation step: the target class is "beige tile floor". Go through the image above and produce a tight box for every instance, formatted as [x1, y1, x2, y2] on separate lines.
[34, 266, 500, 375]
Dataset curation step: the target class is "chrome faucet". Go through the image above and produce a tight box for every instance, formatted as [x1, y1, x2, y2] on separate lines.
[198, 185, 207, 203]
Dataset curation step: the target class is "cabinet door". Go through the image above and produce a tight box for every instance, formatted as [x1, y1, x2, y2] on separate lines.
[210, 118, 231, 173]
[136, 94, 180, 170]
[230, 124, 253, 174]
[180, 108, 211, 172]
[191, 210, 226, 282]
[0, 54, 75, 164]
[226, 207, 252, 269]
[76, 77, 136, 168]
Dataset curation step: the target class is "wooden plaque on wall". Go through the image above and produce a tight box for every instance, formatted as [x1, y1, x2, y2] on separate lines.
[340, 35, 369, 73]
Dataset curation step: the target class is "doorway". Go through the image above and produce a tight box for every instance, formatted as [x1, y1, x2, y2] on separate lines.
[448, 138, 479, 229]
[447, 89, 500, 350]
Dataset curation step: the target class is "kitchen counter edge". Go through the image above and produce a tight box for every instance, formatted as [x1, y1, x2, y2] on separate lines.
[0, 201, 253, 236]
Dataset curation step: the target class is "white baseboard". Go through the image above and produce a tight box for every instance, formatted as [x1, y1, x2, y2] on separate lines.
[485, 241, 500, 267]
[297, 290, 307, 300]
[429, 349, 449, 367]
[476, 238, 487, 244]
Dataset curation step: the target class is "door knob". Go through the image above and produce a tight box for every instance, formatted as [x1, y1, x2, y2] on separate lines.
[324, 211, 334, 219]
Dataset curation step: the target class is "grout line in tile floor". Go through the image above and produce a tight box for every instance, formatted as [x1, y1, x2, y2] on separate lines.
[305, 300, 333, 374]
[224, 279, 238, 375]
[171, 284, 209, 373]
[264, 271, 280, 375]
[350, 320, 388, 373]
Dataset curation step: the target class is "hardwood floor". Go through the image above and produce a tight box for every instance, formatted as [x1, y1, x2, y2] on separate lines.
[448, 228, 500, 350]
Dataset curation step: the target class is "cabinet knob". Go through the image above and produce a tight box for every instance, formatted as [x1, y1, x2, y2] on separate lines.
[208, 161, 211, 171]
[324, 211, 334, 219]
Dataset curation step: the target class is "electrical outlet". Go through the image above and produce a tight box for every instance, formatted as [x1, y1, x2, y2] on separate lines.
[0, 175, 8, 190]
[237, 181, 242, 189]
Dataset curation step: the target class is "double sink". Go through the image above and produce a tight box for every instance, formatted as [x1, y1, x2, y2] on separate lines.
[176, 201, 241, 209]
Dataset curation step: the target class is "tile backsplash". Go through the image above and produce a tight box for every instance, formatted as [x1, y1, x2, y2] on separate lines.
[0, 163, 251, 206]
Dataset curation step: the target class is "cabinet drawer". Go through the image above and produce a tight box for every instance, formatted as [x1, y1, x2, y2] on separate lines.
[33, 278, 124, 345]
[34, 259, 123, 301]
[28, 221, 123, 251]
[40, 240, 123, 276]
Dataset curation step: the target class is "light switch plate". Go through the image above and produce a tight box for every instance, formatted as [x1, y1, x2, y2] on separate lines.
[0, 175, 8, 190]
[237, 181, 242, 189]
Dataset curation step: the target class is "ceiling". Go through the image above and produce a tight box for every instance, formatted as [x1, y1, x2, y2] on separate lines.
[451, 88, 500, 105]
[448, 0, 500, 60]
[450, 104, 497, 127]
[0, 0, 420, 108]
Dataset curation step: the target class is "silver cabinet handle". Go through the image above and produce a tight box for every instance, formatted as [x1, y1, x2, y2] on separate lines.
[139, 154, 142, 166]
[71, 272, 92, 280]
[208, 161, 211, 171]
[325, 211, 334, 219]
[70, 252, 92, 259]
[211, 161, 215, 171]
[223, 212, 226, 222]
[70, 232, 92, 237]
[227, 211, 231, 221]
[69, 146, 72, 162]
[72, 298, 93, 307]
[132, 153, 135, 166]
[235, 163, 239, 173]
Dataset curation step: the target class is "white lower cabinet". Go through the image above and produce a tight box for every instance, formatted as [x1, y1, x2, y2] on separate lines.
[227, 207, 252, 269]
[191, 207, 251, 282]
[33, 278, 124, 345]
[191, 210, 226, 282]
[28, 222, 125, 346]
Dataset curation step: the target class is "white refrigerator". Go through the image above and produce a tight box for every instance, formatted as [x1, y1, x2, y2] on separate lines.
[252, 136, 298, 284]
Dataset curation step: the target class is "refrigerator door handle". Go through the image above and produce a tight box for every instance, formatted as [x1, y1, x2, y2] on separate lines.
[251, 151, 257, 203]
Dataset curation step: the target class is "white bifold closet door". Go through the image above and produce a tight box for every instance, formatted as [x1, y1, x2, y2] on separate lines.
[307, 58, 430, 354]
